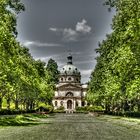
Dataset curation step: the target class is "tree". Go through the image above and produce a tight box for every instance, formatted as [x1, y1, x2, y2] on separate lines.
[46, 58, 59, 84]
[87, 0, 140, 112]
[0, 0, 25, 109]
[0, 0, 55, 111]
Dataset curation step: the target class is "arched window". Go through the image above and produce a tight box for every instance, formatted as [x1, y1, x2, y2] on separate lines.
[60, 101, 63, 106]
[68, 77, 72, 81]
[82, 101, 85, 106]
[55, 101, 57, 106]
[61, 78, 63, 81]
[66, 92, 73, 97]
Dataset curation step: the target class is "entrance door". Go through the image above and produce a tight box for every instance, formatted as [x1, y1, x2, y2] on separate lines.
[67, 100, 72, 109]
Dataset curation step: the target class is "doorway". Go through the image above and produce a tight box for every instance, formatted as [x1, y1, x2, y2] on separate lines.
[67, 100, 72, 109]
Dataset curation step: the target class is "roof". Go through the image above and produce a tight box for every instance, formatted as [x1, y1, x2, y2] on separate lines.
[60, 64, 80, 75]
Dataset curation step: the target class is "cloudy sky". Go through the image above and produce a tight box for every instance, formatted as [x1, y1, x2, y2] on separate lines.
[17, 0, 115, 83]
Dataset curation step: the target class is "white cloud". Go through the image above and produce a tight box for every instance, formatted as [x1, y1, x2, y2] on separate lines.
[80, 69, 93, 76]
[76, 19, 91, 33]
[34, 54, 61, 62]
[35, 56, 51, 61]
[63, 28, 78, 42]
[23, 41, 34, 47]
[22, 40, 61, 47]
[49, 27, 58, 32]
[49, 19, 92, 42]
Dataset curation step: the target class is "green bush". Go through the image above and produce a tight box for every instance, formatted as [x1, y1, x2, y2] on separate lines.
[76, 106, 104, 112]
[57, 106, 65, 110]
[36, 105, 53, 113]
[0, 109, 35, 115]
[87, 106, 104, 112]
[53, 106, 65, 113]
[76, 106, 87, 111]
[105, 111, 140, 117]
[53, 110, 65, 113]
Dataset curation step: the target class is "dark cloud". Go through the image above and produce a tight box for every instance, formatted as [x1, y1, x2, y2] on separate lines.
[17, 0, 115, 83]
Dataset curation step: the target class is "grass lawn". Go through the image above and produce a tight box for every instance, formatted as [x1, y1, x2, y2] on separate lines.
[0, 113, 140, 140]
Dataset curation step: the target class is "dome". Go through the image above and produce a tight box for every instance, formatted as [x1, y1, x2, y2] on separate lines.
[60, 64, 80, 75]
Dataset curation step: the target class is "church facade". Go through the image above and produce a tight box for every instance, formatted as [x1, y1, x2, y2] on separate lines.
[52, 54, 87, 111]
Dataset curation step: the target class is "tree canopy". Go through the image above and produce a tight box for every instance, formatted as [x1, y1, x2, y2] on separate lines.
[46, 58, 59, 84]
[0, 0, 56, 110]
[87, 0, 140, 112]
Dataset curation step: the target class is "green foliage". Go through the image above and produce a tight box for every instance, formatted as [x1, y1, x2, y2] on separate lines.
[105, 111, 140, 118]
[76, 106, 104, 112]
[76, 106, 87, 111]
[0, 109, 35, 115]
[87, 0, 140, 113]
[53, 106, 65, 113]
[46, 58, 59, 83]
[0, 0, 55, 111]
[87, 106, 104, 112]
[36, 104, 53, 113]
[57, 106, 65, 110]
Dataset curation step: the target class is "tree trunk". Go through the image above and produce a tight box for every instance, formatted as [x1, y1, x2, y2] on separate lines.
[0, 97, 2, 110]
[30, 100, 35, 110]
[137, 102, 140, 112]
[32, 102, 35, 110]
[7, 98, 10, 110]
[23, 102, 26, 110]
[15, 100, 19, 110]
[105, 103, 110, 112]
[26, 101, 30, 111]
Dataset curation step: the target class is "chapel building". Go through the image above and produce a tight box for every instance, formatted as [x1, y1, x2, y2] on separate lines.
[52, 54, 87, 111]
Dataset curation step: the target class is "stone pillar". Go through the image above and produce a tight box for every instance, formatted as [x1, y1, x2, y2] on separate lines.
[64, 100, 67, 110]
[85, 101, 87, 106]
[79, 100, 81, 107]
[73, 99, 76, 110]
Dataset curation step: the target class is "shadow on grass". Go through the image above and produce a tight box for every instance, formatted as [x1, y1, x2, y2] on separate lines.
[0, 113, 54, 126]
[24, 114, 48, 119]
[0, 114, 47, 126]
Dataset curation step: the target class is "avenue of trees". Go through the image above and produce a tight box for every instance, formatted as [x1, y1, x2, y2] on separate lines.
[87, 0, 140, 112]
[0, 0, 58, 111]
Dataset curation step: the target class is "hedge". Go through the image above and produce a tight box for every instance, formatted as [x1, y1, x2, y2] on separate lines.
[0, 109, 36, 115]
[104, 111, 140, 117]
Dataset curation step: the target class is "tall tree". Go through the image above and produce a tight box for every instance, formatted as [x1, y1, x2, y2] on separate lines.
[46, 58, 59, 84]
[87, 0, 140, 112]
[0, 0, 55, 110]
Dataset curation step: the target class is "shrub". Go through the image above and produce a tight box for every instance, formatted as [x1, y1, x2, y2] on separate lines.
[36, 105, 53, 113]
[87, 106, 104, 112]
[76, 106, 104, 112]
[0, 109, 35, 115]
[53, 106, 65, 113]
[76, 106, 87, 111]
[105, 111, 140, 117]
